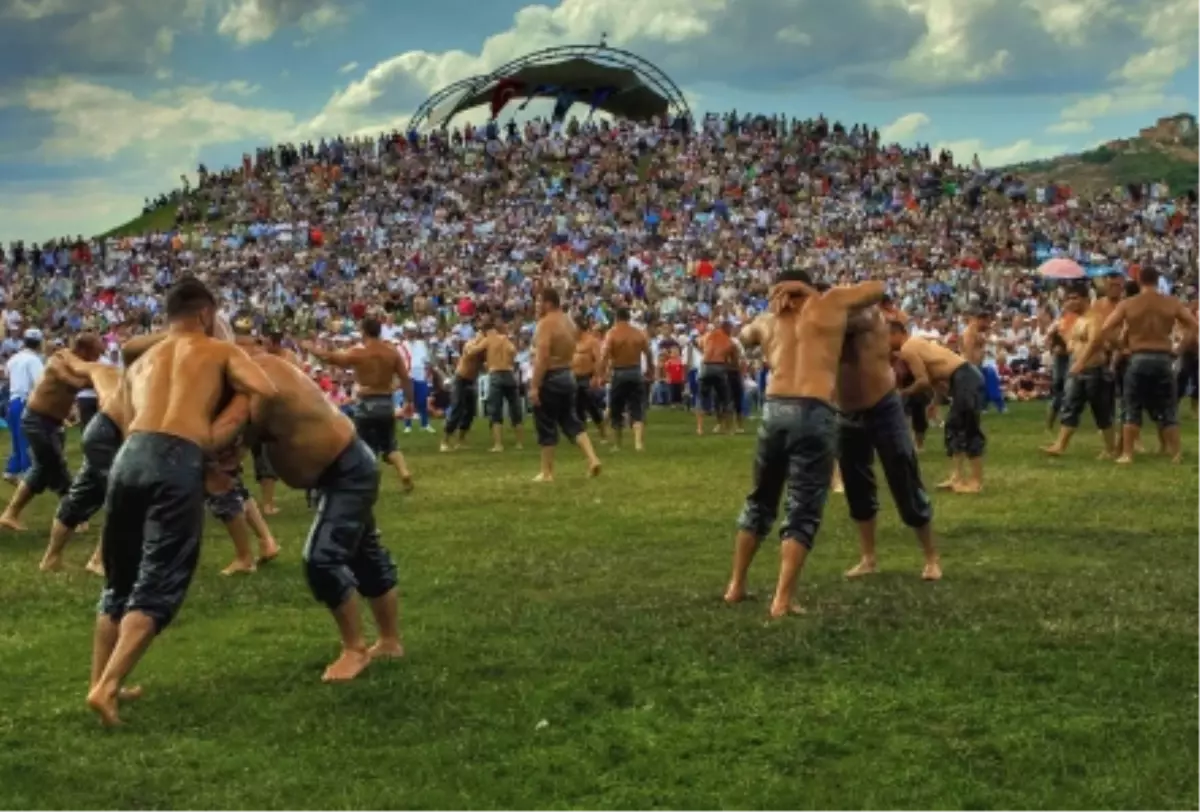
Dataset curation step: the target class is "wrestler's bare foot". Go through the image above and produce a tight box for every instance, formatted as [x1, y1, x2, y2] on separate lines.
[832, 482, 845, 494]
[587, 461, 602, 478]
[221, 558, 256, 576]
[1115, 454, 1134, 465]
[39, 554, 63, 573]
[515, 443, 524, 450]
[86, 685, 122, 727]
[262, 505, 280, 516]
[118, 685, 143, 702]
[439, 442, 452, 453]
[1040, 445, 1064, 456]
[1171, 453, 1183, 464]
[922, 560, 943, 581]
[367, 639, 405, 660]
[257, 539, 281, 565]
[935, 477, 959, 491]
[489, 445, 503, 453]
[723, 584, 748, 604]
[768, 600, 806, 619]
[845, 558, 878, 578]
[400, 475, 414, 493]
[77, 522, 90, 533]
[321, 647, 371, 683]
[85, 558, 105, 577]
[952, 481, 982, 494]
[0, 515, 26, 532]
[1096, 450, 1113, 461]
[532, 473, 554, 483]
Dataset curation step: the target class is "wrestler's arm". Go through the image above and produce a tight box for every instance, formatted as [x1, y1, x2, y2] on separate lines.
[306, 343, 354, 368]
[393, 348, 414, 408]
[121, 332, 167, 366]
[598, 335, 613, 380]
[826, 280, 887, 312]
[739, 320, 763, 349]
[531, 326, 551, 395]
[209, 398, 251, 453]
[1073, 303, 1126, 372]
[50, 352, 91, 390]
[897, 344, 932, 397]
[641, 335, 654, 380]
[1175, 301, 1199, 334]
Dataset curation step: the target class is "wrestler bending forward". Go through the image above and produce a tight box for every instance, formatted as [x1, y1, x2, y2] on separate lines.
[837, 309, 940, 580]
[724, 271, 885, 618]
[87, 278, 276, 726]
[248, 352, 404, 682]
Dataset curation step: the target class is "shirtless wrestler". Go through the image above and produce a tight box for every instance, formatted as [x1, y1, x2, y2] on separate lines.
[601, 308, 652, 451]
[571, 318, 607, 441]
[1041, 286, 1117, 458]
[247, 353, 404, 682]
[0, 333, 103, 532]
[724, 271, 886, 618]
[440, 332, 488, 452]
[305, 317, 415, 491]
[1073, 266, 1199, 463]
[481, 320, 526, 452]
[696, 323, 735, 435]
[39, 360, 122, 573]
[890, 324, 986, 494]
[837, 309, 940, 580]
[530, 289, 602, 482]
[87, 278, 277, 726]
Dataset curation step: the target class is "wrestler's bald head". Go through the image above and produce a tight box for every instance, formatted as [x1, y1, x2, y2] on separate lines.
[71, 332, 104, 361]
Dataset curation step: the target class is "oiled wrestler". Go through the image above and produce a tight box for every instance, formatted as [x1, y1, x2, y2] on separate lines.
[571, 317, 607, 440]
[891, 325, 987, 494]
[39, 360, 124, 574]
[724, 270, 885, 618]
[248, 353, 403, 682]
[837, 309, 940, 580]
[87, 278, 276, 726]
[1073, 265, 1199, 463]
[441, 332, 488, 452]
[530, 289, 603, 482]
[481, 319, 526, 452]
[0, 333, 104, 532]
[601, 308, 652, 451]
[305, 317, 415, 491]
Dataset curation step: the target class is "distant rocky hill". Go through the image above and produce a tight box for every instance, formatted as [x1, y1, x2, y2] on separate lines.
[1004, 113, 1198, 195]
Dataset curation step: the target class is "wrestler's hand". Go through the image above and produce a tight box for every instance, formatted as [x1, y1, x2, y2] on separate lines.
[590, 376, 602, 389]
[402, 404, 414, 420]
[529, 388, 541, 407]
[204, 467, 235, 496]
[1068, 360, 1083, 376]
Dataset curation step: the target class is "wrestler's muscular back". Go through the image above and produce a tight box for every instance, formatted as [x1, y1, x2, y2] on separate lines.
[126, 336, 247, 449]
[27, 353, 87, 422]
[838, 309, 897, 412]
[607, 323, 647, 368]
[766, 297, 855, 404]
[253, 355, 355, 489]
[1125, 292, 1189, 353]
[352, 341, 404, 397]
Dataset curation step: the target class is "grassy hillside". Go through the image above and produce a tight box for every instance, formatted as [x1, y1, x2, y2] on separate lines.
[1003, 136, 1200, 194]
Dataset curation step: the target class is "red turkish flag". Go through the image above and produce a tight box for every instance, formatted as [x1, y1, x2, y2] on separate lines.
[490, 78, 522, 119]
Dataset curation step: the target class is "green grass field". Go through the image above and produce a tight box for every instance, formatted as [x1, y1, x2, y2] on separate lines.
[0, 405, 1195, 810]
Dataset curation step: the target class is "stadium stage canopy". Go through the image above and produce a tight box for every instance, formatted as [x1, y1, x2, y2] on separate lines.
[410, 44, 691, 130]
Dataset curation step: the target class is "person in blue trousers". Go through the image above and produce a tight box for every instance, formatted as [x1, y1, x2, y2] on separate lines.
[401, 325, 434, 433]
[5, 329, 45, 482]
[981, 362, 1006, 413]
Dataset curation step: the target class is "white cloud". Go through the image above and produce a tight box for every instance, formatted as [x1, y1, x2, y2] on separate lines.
[218, 0, 349, 46]
[1046, 119, 1092, 134]
[933, 137, 1067, 168]
[1058, 85, 1188, 123]
[222, 79, 261, 96]
[879, 112, 930, 143]
[338, 61, 359, 74]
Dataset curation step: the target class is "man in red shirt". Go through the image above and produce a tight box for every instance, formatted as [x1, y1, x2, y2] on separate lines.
[664, 349, 685, 406]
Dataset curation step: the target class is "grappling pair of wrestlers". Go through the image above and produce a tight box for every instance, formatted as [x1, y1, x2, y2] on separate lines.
[39, 278, 408, 726]
[722, 270, 992, 619]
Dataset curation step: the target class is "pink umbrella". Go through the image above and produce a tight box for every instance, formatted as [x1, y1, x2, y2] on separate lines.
[1038, 257, 1085, 280]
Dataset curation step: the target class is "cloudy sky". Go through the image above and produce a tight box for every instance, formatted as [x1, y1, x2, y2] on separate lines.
[0, 0, 1195, 244]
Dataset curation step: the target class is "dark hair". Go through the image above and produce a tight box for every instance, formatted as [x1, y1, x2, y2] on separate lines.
[541, 288, 561, 307]
[776, 268, 813, 285]
[72, 332, 103, 360]
[267, 330, 284, 344]
[889, 320, 909, 333]
[615, 307, 631, 322]
[165, 277, 216, 320]
[1124, 280, 1140, 298]
[23, 335, 42, 350]
[1139, 266, 1161, 286]
[814, 281, 831, 293]
[361, 317, 381, 338]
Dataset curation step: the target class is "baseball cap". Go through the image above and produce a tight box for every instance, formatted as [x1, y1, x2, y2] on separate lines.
[23, 328, 43, 342]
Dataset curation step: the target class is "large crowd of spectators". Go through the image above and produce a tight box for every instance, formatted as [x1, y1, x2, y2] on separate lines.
[1, 110, 1196, 414]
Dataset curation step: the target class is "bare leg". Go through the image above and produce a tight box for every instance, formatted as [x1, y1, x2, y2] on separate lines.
[937, 455, 965, 489]
[954, 457, 984, 493]
[575, 433, 602, 477]
[40, 518, 76, 572]
[1097, 427, 1117, 459]
[1163, 425, 1182, 462]
[490, 424, 504, 452]
[244, 498, 279, 563]
[322, 597, 371, 682]
[87, 611, 157, 726]
[724, 529, 759, 603]
[915, 522, 942, 580]
[366, 588, 404, 659]
[632, 421, 645, 451]
[613, 425, 624, 450]
[85, 543, 104, 576]
[259, 479, 278, 515]
[534, 446, 555, 483]
[0, 481, 34, 531]
[695, 411, 704, 435]
[220, 515, 257, 575]
[1117, 424, 1139, 463]
[845, 518, 878, 577]
[513, 424, 525, 450]
[1041, 427, 1075, 456]
[831, 463, 844, 494]
[769, 538, 810, 618]
[384, 450, 414, 491]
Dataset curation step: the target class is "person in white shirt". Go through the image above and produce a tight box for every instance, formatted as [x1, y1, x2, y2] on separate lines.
[401, 323, 434, 433]
[5, 329, 45, 483]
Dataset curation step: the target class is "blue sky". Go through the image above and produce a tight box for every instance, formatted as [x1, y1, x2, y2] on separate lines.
[0, 0, 1195, 244]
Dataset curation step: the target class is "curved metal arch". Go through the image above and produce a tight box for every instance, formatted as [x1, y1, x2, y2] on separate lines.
[409, 43, 691, 130]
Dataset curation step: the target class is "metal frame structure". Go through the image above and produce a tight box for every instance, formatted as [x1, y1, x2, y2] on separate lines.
[409, 43, 691, 130]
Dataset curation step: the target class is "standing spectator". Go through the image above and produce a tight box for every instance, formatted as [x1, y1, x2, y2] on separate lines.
[5, 328, 45, 482]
